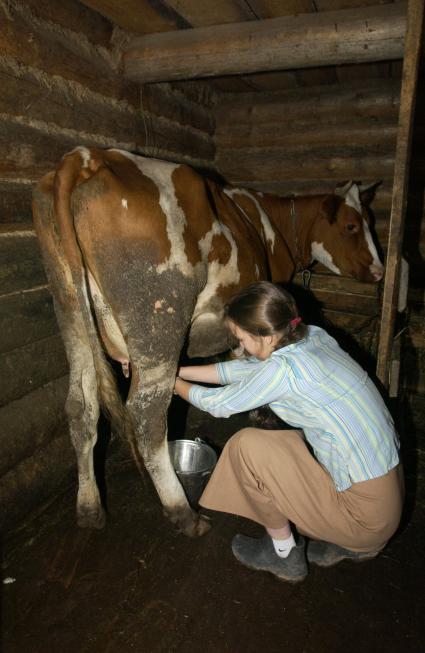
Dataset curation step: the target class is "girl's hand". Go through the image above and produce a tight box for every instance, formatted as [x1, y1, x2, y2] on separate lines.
[173, 376, 192, 402]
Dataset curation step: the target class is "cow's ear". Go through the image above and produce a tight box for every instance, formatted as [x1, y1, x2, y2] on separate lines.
[358, 181, 382, 207]
[321, 194, 340, 223]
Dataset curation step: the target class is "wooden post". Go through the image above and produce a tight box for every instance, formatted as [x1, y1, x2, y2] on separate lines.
[376, 0, 425, 389]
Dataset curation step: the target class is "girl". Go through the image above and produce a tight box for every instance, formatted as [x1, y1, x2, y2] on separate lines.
[173, 282, 403, 582]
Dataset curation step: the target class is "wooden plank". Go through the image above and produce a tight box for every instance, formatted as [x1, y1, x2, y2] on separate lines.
[322, 309, 377, 331]
[0, 286, 58, 355]
[250, 0, 313, 17]
[0, 65, 140, 143]
[81, 0, 191, 33]
[140, 118, 215, 162]
[165, 0, 257, 25]
[168, 80, 216, 109]
[0, 230, 47, 294]
[305, 289, 378, 316]
[23, 0, 114, 47]
[322, 309, 381, 354]
[408, 311, 425, 348]
[335, 60, 392, 83]
[316, 0, 393, 9]
[123, 4, 406, 83]
[295, 67, 339, 88]
[0, 375, 68, 478]
[376, 0, 425, 387]
[0, 428, 75, 533]
[215, 81, 401, 124]
[216, 118, 398, 149]
[226, 179, 394, 205]
[0, 64, 215, 147]
[0, 118, 110, 181]
[142, 83, 215, 135]
[217, 142, 396, 161]
[0, 181, 34, 224]
[0, 112, 214, 183]
[216, 151, 395, 183]
[293, 271, 379, 298]
[0, 2, 139, 107]
[231, 70, 299, 92]
[0, 334, 68, 407]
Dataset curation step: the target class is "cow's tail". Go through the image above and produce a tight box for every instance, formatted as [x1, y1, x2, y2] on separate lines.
[52, 148, 133, 443]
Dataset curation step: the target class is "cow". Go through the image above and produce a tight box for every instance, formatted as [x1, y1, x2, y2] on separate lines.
[32, 146, 384, 537]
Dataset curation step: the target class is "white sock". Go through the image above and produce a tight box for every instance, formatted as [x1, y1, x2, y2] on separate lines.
[271, 533, 296, 558]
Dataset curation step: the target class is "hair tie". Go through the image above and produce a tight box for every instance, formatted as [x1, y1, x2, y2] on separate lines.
[289, 317, 302, 328]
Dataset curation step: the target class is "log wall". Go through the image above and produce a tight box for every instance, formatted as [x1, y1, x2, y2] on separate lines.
[215, 76, 425, 406]
[0, 0, 215, 530]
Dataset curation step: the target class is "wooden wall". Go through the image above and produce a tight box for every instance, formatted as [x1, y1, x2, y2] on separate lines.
[214, 73, 425, 409]
[0, 0, 215, 530]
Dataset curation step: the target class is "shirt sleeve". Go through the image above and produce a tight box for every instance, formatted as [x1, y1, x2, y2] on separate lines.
[190, 357, 289, 418]
[216, 357, 265, 385]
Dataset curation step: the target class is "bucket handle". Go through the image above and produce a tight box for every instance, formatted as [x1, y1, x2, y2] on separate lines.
[194, 438, 216, 476]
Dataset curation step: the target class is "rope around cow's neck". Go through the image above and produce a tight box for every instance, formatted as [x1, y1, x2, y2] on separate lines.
[290, 199, 311, 289]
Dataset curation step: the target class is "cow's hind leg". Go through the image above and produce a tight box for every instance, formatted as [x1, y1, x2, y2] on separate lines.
[127, 361, 210, 537]
[61, 315, 105, 529]
[66, 346, 105, 528]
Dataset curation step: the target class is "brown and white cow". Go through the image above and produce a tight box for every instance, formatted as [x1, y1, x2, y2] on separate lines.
[32, 146, 383, 536]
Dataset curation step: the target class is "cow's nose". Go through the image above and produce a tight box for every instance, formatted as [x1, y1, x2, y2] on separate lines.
[370, 264, 384, 282]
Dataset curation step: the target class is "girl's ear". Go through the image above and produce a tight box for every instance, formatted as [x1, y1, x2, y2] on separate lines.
[270, 333, 281, 347]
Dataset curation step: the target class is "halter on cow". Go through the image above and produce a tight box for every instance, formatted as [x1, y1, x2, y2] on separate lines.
[32, 147, 383, 536]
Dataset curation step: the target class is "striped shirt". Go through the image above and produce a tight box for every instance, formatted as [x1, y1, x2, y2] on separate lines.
[189, 325, 400, 491]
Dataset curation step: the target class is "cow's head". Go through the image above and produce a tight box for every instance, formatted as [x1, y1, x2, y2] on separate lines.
[311, 182, 384, 283]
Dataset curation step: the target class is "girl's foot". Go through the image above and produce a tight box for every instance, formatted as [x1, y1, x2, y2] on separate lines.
[231, 533, 307, 582]
[307, 540, 379, 567]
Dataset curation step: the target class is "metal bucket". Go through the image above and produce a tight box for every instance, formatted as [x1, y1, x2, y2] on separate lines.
[168, 438, 217, 507]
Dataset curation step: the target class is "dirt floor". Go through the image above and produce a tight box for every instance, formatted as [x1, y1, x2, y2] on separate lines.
[2, 406, 424, 653]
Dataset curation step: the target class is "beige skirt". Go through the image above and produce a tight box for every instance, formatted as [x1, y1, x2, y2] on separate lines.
[199, 427, 404, 553]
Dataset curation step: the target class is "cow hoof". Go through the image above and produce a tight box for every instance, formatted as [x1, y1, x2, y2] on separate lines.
[164, 507, 211, 537]
[77, 507, 106, 530]
[181, 513, 211, 538]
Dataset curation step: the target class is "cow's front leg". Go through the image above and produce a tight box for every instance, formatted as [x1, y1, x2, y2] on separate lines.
[127, 365, 210, 537]
[66, 351, 105, 529]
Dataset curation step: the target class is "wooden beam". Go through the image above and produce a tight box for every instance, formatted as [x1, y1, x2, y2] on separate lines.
[123, 3, 406, 83]
[214, 81, 401, 124]
[376, 0, 425, 389]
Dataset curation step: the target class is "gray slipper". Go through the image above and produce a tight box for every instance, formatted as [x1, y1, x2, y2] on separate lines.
[307, 540, 379, 567]
[231, 533, 307, 582]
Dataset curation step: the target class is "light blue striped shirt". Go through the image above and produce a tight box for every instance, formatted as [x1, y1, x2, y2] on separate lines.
[189, 325, 400, 491]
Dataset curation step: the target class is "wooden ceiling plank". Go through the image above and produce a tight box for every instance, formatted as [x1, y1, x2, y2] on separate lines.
[315, 0, 394, 9]
[80, 0, 187, 34]
[165, 0, 255, 25]
[123, 3, 406, 83]
[247, 0, 314, 18]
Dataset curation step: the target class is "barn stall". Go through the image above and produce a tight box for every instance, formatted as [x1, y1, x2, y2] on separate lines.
[1, 0, 424, 651]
